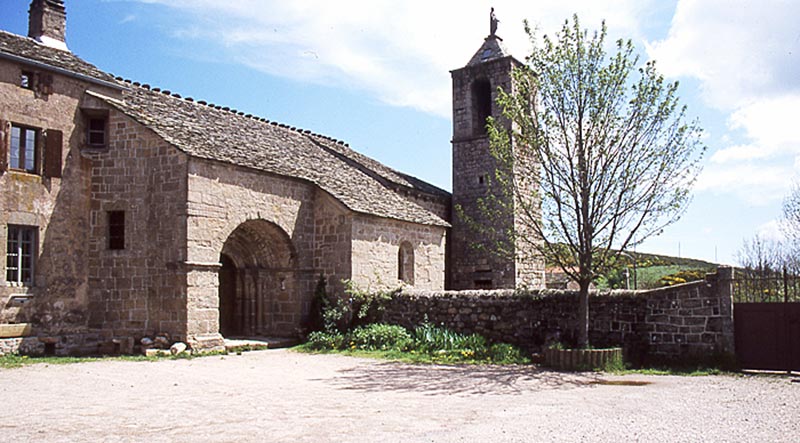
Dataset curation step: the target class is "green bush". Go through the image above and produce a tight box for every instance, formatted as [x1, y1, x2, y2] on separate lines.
[349, 324, 413, 351]
[306, 331, 345, 350]
[659, 268, 707, 287]
[301, 321, 530, 364]
[488, 343, 524, 363]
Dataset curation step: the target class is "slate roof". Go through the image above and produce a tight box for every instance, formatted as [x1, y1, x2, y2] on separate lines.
[466, 35, 514, 67]
[89, 85, 450, 227]
[0, 27, 450, 227]
[0, 30, 118, 86]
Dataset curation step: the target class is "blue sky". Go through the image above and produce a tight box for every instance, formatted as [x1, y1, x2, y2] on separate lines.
[3, 0, 799, 265]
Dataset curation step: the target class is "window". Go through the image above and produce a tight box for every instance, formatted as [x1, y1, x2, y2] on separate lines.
[20, 71, 34, 90]
[108, 211, 125, 250]
[6, 225, 37, 286]
[398, 241, 414, 285]
[86, 116, 107, 147]
[10, 124, 38, 173]
[472, 79, 492, 135]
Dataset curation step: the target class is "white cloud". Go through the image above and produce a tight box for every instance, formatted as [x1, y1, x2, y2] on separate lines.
[647, 0, 800, 111]
[127, 0, 654, 117]
[696, 162, 796, 205]
[710, 94, 800, 163]
[649, 0, 800, 200]
[756, 219, 785, 242]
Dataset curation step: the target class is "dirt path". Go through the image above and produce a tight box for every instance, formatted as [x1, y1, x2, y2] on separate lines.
[1, 350, 798, 442]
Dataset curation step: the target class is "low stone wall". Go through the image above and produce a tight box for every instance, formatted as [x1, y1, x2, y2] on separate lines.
[0, 337, 42, 355]
[381, 268, 734, 365]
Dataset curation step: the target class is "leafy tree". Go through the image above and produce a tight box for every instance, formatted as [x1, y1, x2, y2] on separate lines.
[484, 16, 704, 347]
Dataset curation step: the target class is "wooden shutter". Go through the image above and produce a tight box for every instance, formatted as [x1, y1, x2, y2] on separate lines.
[0, 120, 8, 173]
[43, 129, 63, 178]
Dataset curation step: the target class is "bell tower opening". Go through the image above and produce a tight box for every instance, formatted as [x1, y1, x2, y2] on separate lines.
[472, 79, 492, 135]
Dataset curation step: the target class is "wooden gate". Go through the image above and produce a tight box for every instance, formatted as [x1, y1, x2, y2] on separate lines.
[733, 271, 800, 371]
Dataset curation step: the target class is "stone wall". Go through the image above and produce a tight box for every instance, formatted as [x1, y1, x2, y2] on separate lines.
[84, 108, 189, 348]
[381, 268, 735, 364]
[313, 191, 353, 297]
[351, 215, 446, 291]
[0, 57, 122, 351]
[185, 158, 319, 346]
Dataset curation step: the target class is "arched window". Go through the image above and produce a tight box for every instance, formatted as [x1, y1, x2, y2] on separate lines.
[398, 242, 414, 285]
[472, 79, 492, 135]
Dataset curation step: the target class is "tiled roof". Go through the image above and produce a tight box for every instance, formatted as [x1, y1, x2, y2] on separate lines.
[0, 28, 450, 226]
[88, 85, 450, 227]
[0, 30, 118, 85]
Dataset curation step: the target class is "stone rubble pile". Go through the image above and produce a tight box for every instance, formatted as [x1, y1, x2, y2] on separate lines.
[139, 334, 189, 357]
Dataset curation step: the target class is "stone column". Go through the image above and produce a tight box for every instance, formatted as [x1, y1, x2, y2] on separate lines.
[184, 261, 225, 352]
[717, 266, 735, 356]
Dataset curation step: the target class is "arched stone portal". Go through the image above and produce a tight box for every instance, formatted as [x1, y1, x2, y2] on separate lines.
[218, 220, 298, 338]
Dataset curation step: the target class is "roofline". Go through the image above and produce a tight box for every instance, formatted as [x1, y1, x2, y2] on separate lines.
[185, 154, 452, 228]
[0, 50, 126, 91]
[449, 54, 524, 75]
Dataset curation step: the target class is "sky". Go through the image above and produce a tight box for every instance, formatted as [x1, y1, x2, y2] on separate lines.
[2, 0, 799, 265]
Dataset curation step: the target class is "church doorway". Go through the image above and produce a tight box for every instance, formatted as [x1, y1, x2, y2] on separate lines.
[217, 219, 297, 338]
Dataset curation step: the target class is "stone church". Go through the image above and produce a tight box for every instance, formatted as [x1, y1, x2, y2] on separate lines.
[0, 1, 543, 355]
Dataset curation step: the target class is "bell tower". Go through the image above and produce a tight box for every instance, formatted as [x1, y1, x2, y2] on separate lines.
[449, 9, 544, 290]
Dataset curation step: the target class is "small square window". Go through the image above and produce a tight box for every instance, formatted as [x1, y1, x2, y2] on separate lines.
[108, 211, 125, 250]
[20, 71, 34, 90]
[87, 117, 107, 147]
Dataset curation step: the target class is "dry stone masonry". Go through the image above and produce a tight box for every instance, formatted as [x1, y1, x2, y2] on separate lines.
[382, 268, 735, 364]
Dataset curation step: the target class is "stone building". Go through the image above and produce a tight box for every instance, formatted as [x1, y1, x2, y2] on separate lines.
[0, 1, 543, 355]
[449, 26, 545, 290]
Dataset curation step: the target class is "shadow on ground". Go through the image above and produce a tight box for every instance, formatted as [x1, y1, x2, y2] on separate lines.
[324, 362, 599, 396]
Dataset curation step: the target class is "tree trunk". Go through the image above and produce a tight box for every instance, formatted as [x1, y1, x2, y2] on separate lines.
[577, 278, 590, 348]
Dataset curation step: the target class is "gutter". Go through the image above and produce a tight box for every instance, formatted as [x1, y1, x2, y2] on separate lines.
[0, 50, 126, 91]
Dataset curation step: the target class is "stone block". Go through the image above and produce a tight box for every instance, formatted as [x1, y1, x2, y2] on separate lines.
[0, 323, 32, 338]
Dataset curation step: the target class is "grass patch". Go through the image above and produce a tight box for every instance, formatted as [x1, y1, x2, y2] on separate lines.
[609, 366, 729, 376]
[0, 351, 222, 369]
[294, 344, 531, 366]
[298, 323, 530, 365]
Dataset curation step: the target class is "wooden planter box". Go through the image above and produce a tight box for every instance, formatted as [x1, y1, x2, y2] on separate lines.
[544, 347, 623, 371]
[0, 323, 32, 338]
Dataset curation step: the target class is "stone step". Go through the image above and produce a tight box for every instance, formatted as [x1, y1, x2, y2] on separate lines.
[224, 337, 299, 353]
[0, 323, 32, 338]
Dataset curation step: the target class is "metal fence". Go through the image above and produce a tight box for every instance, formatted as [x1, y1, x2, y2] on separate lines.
[733, 268, 800, 303]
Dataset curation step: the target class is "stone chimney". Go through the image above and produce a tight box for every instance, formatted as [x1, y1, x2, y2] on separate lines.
[28, 0, 68, 51]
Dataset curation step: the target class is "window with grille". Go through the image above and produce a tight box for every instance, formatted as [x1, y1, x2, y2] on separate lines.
[87, 117, 107, 147]
[6, 225, 37, 286]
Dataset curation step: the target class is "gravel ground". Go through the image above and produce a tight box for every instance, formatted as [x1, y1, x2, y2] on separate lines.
[0, 349, 798, 442]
